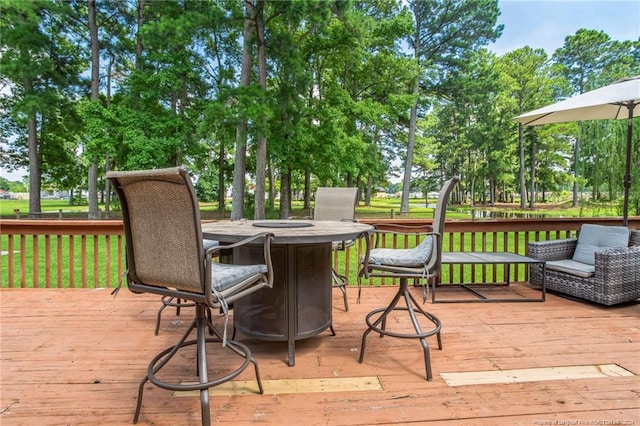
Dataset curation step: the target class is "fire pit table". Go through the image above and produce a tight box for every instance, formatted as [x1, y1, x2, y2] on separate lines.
[202, 219, 372, 366]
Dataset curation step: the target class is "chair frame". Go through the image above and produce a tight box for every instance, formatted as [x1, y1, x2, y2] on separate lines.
[357, 177, 458, 381]
[108, 167, 274, 425]
[154, 239, 220, 335]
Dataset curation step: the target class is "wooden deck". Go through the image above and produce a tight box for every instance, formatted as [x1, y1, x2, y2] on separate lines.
[1, 286, 639, 425]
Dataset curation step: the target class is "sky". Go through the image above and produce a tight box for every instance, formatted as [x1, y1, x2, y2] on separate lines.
[489, 0, 640, 56]
[2, 0, 639, 183]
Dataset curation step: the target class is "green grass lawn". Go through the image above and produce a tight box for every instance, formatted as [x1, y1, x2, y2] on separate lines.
[0, 195, 623, 219]
[1, 199, 96, 217]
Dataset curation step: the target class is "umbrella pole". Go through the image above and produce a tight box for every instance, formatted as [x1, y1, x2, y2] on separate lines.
[622, 102, 633, 227]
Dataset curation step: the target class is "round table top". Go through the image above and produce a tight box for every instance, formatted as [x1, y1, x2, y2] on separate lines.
[202, 220, 372, 244]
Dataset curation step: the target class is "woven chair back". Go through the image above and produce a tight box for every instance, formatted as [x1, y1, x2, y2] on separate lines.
[313, 187, 358, 221]
[108, 167, 205, 294]
[427, 176, 459, 272]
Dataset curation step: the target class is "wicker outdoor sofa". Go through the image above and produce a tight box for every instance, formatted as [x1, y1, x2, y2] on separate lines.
[527, 225, 640, 306]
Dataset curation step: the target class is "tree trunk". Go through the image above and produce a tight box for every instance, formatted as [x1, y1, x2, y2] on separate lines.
[470, 174, 476, 207]
[529, 133, 536, 209]
[218, 143, 225, 213]
[304, 169, 311, 211]
[401, 77, 419, 216]
[268, 154, 275, 211]
[253, 0, 267, 220]
[231, 1, 255, 220]
[401, 6, 421, 216]
[489, 177, 495, 206]
[104, 153, 110, 214]
[88, 165, 99, 218]
[104, 53, 115, 214]
[27, 109, 40, 216]
[87, 0, 100, 219]
[572, 132, 580, 207]
[135, 0, 144, 70]
[279, 168, 292, 219]
[365, 175, 373, 207]
[518, 123, 526, 209]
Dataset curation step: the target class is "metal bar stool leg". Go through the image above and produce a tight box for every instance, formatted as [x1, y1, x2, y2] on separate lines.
[196, 313, 211, 426]
[358, 278, 442, 381]
[156, 296, 196, 335]
[332, 268, 349, 311]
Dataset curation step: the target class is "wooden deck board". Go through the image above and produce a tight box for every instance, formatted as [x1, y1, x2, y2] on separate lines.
[1, 286, 639, 425]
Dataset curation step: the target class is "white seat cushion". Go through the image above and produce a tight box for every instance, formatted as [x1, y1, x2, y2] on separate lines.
[203, 239, 219, 250]
[212, 263, 267, 291]
[572, 224, 628, 265]
[546, 259, 595, 278]
[368, 235, 433, 267]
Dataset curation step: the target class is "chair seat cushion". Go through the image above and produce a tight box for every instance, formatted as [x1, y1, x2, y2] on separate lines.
[546, 259, 595, 278]
[572, 224, 628, 265]
[203, 239, 219, 250]
[368, 236, 433, 267]
[212, 263, 267, 291]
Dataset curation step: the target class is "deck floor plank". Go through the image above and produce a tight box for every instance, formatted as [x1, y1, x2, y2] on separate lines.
[1, 286, 639, 425]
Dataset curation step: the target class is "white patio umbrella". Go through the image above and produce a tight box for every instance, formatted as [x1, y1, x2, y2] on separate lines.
[514, 76, 640, 226]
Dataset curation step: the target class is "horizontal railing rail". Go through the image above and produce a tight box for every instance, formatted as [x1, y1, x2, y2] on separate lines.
[2, 217, 638, 289]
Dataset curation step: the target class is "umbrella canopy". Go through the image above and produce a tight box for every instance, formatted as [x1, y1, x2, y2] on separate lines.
[514, 76, 640, 226]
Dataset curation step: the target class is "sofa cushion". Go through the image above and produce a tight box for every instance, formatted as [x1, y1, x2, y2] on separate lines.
[546, 259, 595, 278]
[572, 224, 629, 265]
[368, 235, 433, 267]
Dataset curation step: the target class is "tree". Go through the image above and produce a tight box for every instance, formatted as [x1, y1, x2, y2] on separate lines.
[231, 0, 257, 220]
[304, 0, 414, 206]
[87, 0, 100, 218]
[400, 0, 502, 214]
[553, 29, 614, 207]
[427, 49, 511, 206]
[498, 46, 553, 208]
[0, 0, 85, 215]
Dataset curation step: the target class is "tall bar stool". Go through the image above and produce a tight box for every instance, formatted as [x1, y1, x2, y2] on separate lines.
[357, 177, 458, 380]
[108, 167, 275, 425]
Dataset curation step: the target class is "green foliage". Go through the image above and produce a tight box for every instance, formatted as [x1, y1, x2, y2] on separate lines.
[0, 177, 26, 192]
[1, 0, 638, 219]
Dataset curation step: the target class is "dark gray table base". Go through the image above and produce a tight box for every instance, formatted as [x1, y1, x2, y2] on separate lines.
[433, 252, 546, 303]
[231, 242, 333, 366]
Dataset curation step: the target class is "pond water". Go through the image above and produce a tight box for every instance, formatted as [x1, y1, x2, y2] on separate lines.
[410, 204, 562, 219]
[465, 209, 554, 219]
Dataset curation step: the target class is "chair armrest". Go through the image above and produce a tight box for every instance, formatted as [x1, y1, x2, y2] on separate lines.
[370, 223, 434, 248]
[595, 245, 640, 273]
[359, 230, 440, 280]
[206, 232, 276, 288]
[527, 238, 577, 261]
[594, 245, 640, 299]
[630, 230, 640, 246]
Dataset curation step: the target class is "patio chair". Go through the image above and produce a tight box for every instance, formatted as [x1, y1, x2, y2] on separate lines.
[313, 187, 359, 311]
[107, 167, 274, 426]
[527, 224, 640, 305]
[357, 176, 458, 381]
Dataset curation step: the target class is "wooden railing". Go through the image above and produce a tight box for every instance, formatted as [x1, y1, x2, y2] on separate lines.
[1, 220, 125, 288]
[2, 217, 638, 289]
